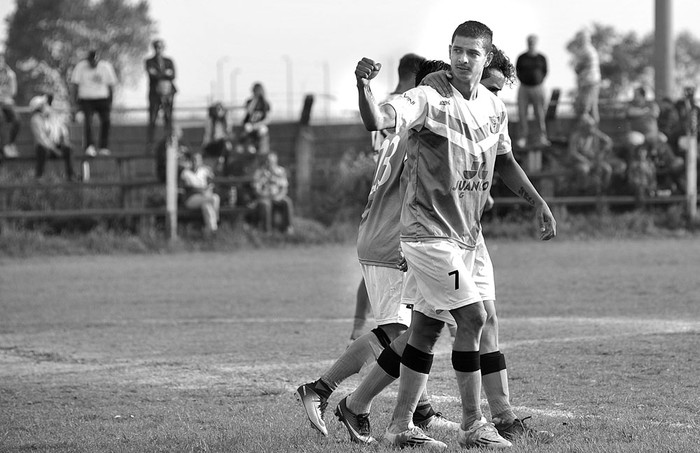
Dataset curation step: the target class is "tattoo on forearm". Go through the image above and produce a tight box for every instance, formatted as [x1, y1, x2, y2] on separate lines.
[518, 186, 536, 206]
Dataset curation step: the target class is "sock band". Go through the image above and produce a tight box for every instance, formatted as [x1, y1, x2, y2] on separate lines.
[371, 327, 392, 349]
[452, 350, 481, 373]
[401, 344, 433, 374]
[377, 345, 402, 378]
[480, 351, 507, 375]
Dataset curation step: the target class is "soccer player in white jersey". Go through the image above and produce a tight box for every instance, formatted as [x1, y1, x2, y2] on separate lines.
[419, 45, 555, 443]
[350, 52, 426, 342]
[337, 48, 553, 448]
[354, 20, 556, 449]
[297, 54, 459, 441]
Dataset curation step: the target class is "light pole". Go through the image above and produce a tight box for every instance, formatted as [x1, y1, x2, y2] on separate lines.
[283, 55, 293, 119]
[216, 56, 231, 101]
[322, 60, 330, 120]
[229, 67, 240, 108]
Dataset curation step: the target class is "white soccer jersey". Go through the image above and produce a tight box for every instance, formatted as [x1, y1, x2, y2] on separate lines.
[357, 130, 409, 267]
[389, 84, 511, 250]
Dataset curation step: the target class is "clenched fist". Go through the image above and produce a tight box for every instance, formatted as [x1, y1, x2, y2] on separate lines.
[355, 57, 382, 86]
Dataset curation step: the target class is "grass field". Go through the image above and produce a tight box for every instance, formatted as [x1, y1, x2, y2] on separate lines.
[1, 238, 699, 452]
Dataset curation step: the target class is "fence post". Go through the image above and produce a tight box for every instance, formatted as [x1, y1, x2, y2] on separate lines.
[294, 95, 315, 213]
[165, 135, 178, 241]
[687, 135, 697, 221]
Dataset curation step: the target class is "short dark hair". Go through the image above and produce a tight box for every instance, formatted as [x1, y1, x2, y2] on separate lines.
[415, 59, 451, 86]
[451, 20, 493, 52]
[483, 44, 515, 85]
[397, 53, 426, 80]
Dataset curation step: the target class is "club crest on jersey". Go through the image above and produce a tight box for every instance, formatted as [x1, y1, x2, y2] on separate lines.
[451, 160, 490, 195]
[488, 116, 499, 134]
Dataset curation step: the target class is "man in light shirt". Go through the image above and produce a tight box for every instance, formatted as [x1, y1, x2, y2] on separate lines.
[70, 49, 118, 157]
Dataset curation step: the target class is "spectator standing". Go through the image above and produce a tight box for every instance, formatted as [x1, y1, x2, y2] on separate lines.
[242, 82, 271, 154]
[572, 30, 601, 123]
[145, 39, 176, 150]
[180, 150, 220, 236]
[70, 49, 118, 157]
[515, 34, 549, 148]
[252, 152, 293, 233]
[0, 53, 20, 158]
[28, 95, 75, 181]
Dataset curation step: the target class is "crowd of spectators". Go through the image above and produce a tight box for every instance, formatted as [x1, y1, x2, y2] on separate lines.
[2, 32, 699, 232]
[557, 84, 694, 199]
[152, 81, 292, 235]
[0, 38, 293, 235]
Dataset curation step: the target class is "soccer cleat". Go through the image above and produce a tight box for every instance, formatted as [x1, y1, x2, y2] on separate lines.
[414, 411, 460, 432]
[494, 416, 554, 443]
[296, 383, 328, 436]
[382, 426, 447, 449]
[98, 148, 111, 156]
[334, 396, 376, 444]
[458, 417, 512, 449]
[85, 145, 97, 157]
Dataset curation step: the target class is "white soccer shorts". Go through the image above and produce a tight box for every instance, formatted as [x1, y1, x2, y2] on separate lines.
[361, 264, 413, 328]
[401, 238, 495, 326]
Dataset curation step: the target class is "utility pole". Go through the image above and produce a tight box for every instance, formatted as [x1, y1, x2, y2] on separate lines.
[654, 0, 674, 99]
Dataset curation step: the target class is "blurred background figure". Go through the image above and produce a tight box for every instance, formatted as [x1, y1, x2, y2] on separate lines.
[70, 49, 117, 157]
[202, 101, 234, 172]
[0, 52, 20, 158]
[572, 29, 601, 123]
[155, 125, 189, 183]
[252, 152, 293, 233]
[626, 142, 657, 202]
[145, 39, 177, 150]
[624, 86, 659, 149]
[180, 149, 220, 237]
[29, 95, 75, 182]
[242, 82, 271, 154]
[568, 114, 625, 195]
[516, 34, 550, 148]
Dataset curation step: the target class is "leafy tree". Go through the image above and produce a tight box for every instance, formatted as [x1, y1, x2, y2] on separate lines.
[566, 23, 700, 101]
[3, 0, 155, 107]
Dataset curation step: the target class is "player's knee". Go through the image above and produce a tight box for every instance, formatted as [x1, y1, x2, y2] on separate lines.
[452, 303, 487, 334]
[409, 314, 444, 349]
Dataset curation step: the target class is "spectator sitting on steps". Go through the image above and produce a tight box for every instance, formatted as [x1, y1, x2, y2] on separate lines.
[29, 95, 76, 182]
[242, 82, 271, 154]
[180, 149, 220, 236]
[252, 151, 293, 234]
[568, 113, 626, 195]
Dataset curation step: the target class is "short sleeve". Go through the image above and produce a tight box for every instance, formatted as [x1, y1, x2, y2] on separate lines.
[386, 87, 430, 133]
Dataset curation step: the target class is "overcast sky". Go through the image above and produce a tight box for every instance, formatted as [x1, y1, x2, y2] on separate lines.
[2, 0, 700, 120]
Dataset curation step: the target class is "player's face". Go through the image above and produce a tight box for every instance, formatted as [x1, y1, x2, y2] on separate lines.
[449, 36, 492, 85]
[480, 69, 506, 96]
